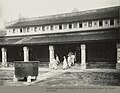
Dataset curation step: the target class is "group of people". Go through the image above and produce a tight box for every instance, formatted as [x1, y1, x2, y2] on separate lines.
[63, 52, 76, 70]
[49, 52, 76, 70]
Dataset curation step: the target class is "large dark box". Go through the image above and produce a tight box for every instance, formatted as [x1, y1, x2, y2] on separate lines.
[14, 61, 39, 78]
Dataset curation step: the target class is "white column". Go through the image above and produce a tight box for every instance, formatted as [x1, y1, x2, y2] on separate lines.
[23, 46, 29, 62]
[1, 47, 7, 67]
[116, 44, 120, 70]
[117, 48, 120, 63]
[81, 44, 86, 69]
[49, 45, 54, 68]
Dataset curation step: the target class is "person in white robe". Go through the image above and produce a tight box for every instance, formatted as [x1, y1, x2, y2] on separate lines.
[52, 58, 58, 70]
[67, 55, 72, 68]
[56, 55, 60, 64]
[63, 56, 68, 70]
[71, 54, 76, 66]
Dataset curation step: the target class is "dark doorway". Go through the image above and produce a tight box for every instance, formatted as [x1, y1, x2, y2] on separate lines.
[86, 42, 117, 68]
[7, 46, 23, 62]
[54, 43, 81, 64]
[29, 45, 49, 62]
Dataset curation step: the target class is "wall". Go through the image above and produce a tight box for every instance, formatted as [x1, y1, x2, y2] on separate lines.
[86, 42, 117, 68]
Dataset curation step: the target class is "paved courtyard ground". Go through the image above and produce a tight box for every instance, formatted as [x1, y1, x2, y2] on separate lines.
[0, 70, 48, 86]
[0, 67, 120, 86]
[32, 69, 120, 86]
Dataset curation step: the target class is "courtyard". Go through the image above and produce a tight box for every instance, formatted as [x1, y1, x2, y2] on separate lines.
[0, 66, 120, 86]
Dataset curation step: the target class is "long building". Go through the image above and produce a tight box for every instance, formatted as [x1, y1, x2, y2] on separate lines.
[0, 6, 120, 69]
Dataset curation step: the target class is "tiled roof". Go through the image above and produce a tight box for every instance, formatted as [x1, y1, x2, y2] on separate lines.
[0, 28, 119, 45]
[6, 6, 119, 28]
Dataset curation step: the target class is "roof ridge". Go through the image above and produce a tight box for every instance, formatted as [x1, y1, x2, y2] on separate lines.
[6, 6, 119, 28]
[19, 5, 119, 22]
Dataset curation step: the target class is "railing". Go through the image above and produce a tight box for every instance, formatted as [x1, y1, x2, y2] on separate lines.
[6, 25, 120, 36]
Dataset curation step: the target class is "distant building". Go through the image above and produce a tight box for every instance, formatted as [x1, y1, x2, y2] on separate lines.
[0, 6, 120, 69]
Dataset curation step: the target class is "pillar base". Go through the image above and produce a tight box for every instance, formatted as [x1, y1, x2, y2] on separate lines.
[1, 63, 7, 68]
[49, 62, 52, 69]
[81, 63, 86, 70]
[116, 63, 120, 70]
[13, 75, 18, 82]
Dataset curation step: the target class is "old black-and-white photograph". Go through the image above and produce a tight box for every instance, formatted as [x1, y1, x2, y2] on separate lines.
[0, 0, 120, 90]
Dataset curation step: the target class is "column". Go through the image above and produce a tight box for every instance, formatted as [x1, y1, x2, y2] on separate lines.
[116, 43, 120, 69]
[81, 44, 86, 69]
[23, 46, 29, 62]
[117, 48, 120, 63]
[49, 45, 54, 68]
[1, 47, 7, 67]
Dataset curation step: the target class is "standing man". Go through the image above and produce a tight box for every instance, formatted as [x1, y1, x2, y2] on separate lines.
[63, 56, 68, 70]
[71, 53, 76, 66]
[52, 58, 58, 70]
[67, 55, 72, 68]
[56, 55, 60, 64]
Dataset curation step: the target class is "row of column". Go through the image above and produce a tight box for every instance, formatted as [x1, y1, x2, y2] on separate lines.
[1, 45, 87, 69]
[1, 46, 29, 67]
[1, 44, 120, 69]
[49, 44, 86, 69]
[49, 44, 120, 70]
